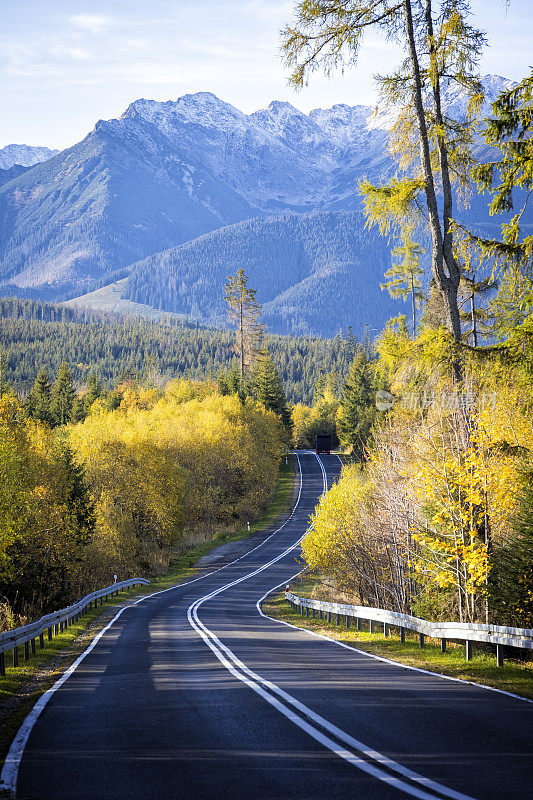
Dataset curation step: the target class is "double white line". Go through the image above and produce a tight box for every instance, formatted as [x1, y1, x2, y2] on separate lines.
[187, 454, 477, 800]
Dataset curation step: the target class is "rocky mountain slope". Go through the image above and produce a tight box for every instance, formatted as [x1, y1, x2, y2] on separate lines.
[0, 74, 525, 334]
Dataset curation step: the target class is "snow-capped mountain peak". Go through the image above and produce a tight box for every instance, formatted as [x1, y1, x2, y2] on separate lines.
[0, 144, 59, 170]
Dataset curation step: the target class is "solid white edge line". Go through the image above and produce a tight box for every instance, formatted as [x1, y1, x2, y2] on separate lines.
[0, 452, 307, 796]
[187, 457, 478, 800]
[257, 581, 533, 706]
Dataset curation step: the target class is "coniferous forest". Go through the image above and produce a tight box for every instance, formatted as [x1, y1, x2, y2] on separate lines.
[0, 296, 359, 405]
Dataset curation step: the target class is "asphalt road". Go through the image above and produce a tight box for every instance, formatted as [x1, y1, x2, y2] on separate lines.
[7, 452, 533, 800]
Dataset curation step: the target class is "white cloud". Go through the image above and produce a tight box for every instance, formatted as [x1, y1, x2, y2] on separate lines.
[69, 14, 113, 34]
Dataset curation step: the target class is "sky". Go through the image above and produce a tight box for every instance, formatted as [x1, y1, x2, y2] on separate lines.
[1, 0, 532, 149]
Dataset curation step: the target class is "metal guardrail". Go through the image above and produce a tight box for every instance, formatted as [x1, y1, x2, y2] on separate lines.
[0, 577, 150, 676]
[285, 590, 533, 667]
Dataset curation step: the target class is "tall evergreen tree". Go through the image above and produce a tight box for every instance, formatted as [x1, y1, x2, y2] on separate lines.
[224, 269, 263, 379]
[84, 373, 102, 413]
[255, 357, 292, 437]
[338, 350, 376, 461]
[28, 367, 52, 424]
[52, 362, 76, 426]
[381, 233, 425, 338]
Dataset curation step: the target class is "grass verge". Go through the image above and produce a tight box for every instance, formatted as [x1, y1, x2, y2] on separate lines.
[263, 586, 533, 701]
[0, 454, 296, 763]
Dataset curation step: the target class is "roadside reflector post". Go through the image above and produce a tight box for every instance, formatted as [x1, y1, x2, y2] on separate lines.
[247, 522, 250, 531]
[466, 640, 473, 661]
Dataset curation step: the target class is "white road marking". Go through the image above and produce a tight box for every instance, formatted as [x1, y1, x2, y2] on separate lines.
[188, 455, 478, 800]
[0, 455, 306, 796]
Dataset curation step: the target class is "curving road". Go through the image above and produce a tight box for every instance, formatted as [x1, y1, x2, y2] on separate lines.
[4, 452, 532, 800]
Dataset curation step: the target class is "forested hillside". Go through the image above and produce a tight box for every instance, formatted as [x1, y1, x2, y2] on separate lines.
[125, 211, 401, 337]
[0, 297, 359, 404]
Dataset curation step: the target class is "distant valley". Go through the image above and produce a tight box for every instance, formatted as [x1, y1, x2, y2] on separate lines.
[0, 75, 528, 337]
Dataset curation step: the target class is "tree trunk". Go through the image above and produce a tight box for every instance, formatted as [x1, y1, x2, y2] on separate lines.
[403, 0, 463, 354]
[411, 274, 416, 337]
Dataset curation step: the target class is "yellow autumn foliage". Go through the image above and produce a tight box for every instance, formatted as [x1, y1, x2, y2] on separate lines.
[69, 379, 285, 580]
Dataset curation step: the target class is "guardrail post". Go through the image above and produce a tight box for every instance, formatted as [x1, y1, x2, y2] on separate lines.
[441, 638, 447, 653]
[419, 633, 425, 648]
[356, 617, 361, 631]
[400, 627, 405, 643]
[59, 621, 63, 633]
[384, 623, 390, 638]
[54, 624, 59, 635]
[305, 606, 309, 618]
[31, 638, 36, 654]
[346, 614, 351, 629]
[312, 608, 316, 618]
[336, 613, 341, 625]
[39, 632, 44, 648]
[369, 620, 374, 634]
[327, 611, 332, 623]
[13, 646, 18, 667]
[0, 651, 4, 677]
[466, 640, 473, 661]
[48, 626, 52, 641]
[496, 644, 504, 667]
[24, 641, 30, 660]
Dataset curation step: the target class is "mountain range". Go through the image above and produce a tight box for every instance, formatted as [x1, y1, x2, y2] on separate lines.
[0, 74, 527, 337]
[0, 144, 59, 170]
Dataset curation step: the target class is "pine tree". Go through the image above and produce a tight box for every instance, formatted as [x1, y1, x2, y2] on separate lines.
[381, 233, 425, 337]
[224, 269, 263, 379]
[458, 274, 497, 346]
[338, 350, 376, 461]
[84, 373, 102, 413]
[255, 357, 292, 436]
[469, 69, 533, 272]
[28, 367, 52, 425]
[52, 362, 76, 426]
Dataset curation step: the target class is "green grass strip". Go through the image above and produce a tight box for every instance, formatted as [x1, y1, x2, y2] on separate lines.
[264, 591, 533, 701]
[0, 454, 296, 761]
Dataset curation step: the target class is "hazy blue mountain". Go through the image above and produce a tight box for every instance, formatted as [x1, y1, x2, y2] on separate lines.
[0, 164, 31, 187]
[0, 73, 527, 334]
[0, 144, 59, 169]
[0, 114, 257, 296]
[125, 211, 404, 338]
